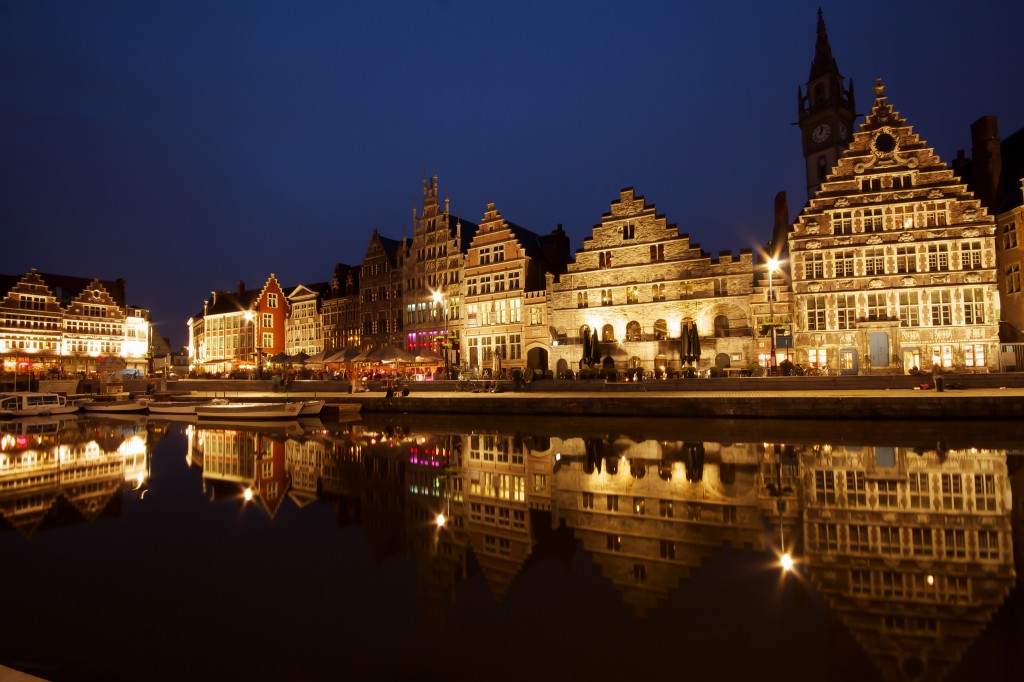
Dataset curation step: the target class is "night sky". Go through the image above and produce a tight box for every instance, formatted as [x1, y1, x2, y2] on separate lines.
[3, 1, 1023, 348]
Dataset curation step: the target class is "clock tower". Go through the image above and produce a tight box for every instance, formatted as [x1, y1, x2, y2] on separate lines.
[797, 9, 856, 199]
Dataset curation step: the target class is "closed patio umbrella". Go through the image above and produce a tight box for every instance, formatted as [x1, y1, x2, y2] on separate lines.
[590, 330, 602, 366]
[581, 328, 591, 367]
[689, 324, 702, 365]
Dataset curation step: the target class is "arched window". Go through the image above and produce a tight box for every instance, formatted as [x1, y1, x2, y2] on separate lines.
[602, 324, 615, 342]
[579, 324, 591, 341]
[626, 321, 641, 341]
[653, 319, 668, 340]
[714, 315, 730, 338]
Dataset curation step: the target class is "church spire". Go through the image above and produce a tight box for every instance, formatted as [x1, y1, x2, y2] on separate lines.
[809, 7, 836, 81]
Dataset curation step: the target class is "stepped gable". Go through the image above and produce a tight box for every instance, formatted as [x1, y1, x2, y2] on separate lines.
[1, 269, 128, 309]
[798, 78, 995, 230]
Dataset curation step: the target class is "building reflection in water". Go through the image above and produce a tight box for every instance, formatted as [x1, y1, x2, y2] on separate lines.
[0, 415, 150, 537]
[6, 413, 1016, 680]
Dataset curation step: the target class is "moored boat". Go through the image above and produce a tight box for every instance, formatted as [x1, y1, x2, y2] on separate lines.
[326, 401, 362, 416]
[148, 398, 229, 415]
[299, 400, 325, 416]
[195, 401, 303, 420]
[82, 398, 151, 414]
[0, 392, 80, 418]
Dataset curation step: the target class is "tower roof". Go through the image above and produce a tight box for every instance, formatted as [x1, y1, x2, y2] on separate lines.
[809, 8, 838, 81]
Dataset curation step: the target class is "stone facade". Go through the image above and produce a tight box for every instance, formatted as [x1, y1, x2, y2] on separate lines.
[0, 268, 150, 377]
[321, 263, 360, 352]
[190, 275, 287, 374]
[285, 282, 328, 355]
[403, 175, 478, 369]
[359, 229, 406, 351]
[461, 202, 568, 376]
[788, 81, 1001, 374]
[549, 188, 755, 377]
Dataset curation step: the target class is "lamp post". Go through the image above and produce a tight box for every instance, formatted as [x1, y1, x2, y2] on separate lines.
[767, 257, 780, 375]
[432, 290, 449, 380]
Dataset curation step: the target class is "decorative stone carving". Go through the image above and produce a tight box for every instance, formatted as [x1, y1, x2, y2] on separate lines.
[807, 240, 821, 250]
[963, 227, 979, 238]
[963, 208, 977, 221]
[928, 189, 943, 199]
[835, 198, 849, 208]
[806, 224, 820, 235]
[904, 330, 920, 341]
[898, 232, 916, 242]
[931, 274, 949, 284]
[808, 282, 823, 293]
[900, 276, 917, 287]
[965, 272, 982, 283]
[935, 328, 953, 341]
[868, 279, 885, 289]
[866, 235, 882, 245]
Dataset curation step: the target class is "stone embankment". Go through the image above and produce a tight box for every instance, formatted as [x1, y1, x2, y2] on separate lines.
[175, 373, 1024, 420]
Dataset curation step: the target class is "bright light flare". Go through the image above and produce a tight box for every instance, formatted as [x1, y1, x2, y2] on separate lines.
[243, 487, 254, 502]
[780, 552, 794, 572]
[436, 513, 446, 527]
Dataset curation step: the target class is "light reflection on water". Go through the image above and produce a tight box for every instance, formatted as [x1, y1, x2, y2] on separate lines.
[1, 413, 1021, 682]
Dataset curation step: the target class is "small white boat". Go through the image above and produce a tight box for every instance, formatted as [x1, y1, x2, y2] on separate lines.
[299, 400, 325, 416]
[0, 392, 80, 418]
[148, 398, 228, 415]
[83, 398, 151, 414]
[196, 401, 303, 420]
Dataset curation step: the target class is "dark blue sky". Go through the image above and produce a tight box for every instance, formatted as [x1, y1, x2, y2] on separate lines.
[3, 1, 1022, 348]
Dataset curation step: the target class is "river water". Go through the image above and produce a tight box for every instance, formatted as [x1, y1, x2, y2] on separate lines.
[1, 413, 1021, 681]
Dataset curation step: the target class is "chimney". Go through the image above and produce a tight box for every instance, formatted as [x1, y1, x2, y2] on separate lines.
[237, 280, 246, 296]
[970, 116, 1002, 212]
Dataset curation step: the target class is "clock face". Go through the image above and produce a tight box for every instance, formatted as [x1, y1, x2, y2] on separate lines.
[812, 123, 831, 143]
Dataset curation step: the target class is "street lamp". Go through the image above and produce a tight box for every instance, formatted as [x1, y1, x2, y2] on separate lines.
[244, 310, 261, 379]
[432, 290, 449, 380]
[767, 257, 780, 374]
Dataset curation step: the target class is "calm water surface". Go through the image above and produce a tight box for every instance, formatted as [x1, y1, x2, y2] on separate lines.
[1, 413, 1021, 682]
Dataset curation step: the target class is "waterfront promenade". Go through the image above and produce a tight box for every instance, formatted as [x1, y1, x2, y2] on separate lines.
[177, 373, 1024, 421]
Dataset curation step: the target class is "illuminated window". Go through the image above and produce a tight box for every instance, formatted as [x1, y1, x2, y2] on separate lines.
[931, 290, 952, 326]
[804, 252, 825, 279]
[653, 319, 668, 340]
[806, 296, 826, 331]
[577, 292, 589, 308]
[964, 343, 986, 368]
[836, 293, 856, 330]
[649, 244, 664, 262]
[878, 527, 900, 555]
[944, 529, 966, 559]
[963, 288, 986, 325]
[866, 292, 887, 321]
[652, 283, 666, 302]
[896, 246, 917, 273]
[977, 530, 1000, 560]
[862, 208, 884, 232]
[659, 499, 673, 518]
[625, 286, 639, 304]
[834, 250, 855, 277]
[267, 293, 278, 308]
[899, 291, 920, 327]
[1002, 221, 1018, 249]
[876, 480, 898, 508]
[625, 321, 641, 341]
[911, 528, 933, 557]
[808, 348, 827, 368]
[833, 210, 853, 235]
[864, 248, 885, 276]
[814, 470, 836, 504]
[814, 523, 839, 551]
[845, 471, 866, 506]
[849, 524, 870, 553]
[909, 473, 930, 509]
[961, 241, 983, 269]
[1007, 264, 1022, 294]
[622, 223, 634, 239]
[607, 534, 621, 551]
[941, 473, 964, 510]
[974, 474, 997, 512]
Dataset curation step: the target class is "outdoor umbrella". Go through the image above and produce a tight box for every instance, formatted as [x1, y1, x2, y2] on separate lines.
[590, 330, 602, 366]
[689, 324, 702, 365]
[350, 348, 376, 363]
[269, 352, 290, 364]
[581, 328, 591, 367]
[372, 345, 415, 364]
[680, 322, 691, 363]
[291, 352, 311, 364]
[326, 347, 361, 363]
[413, 348, 444, 363]
[304, 349, 330, 365]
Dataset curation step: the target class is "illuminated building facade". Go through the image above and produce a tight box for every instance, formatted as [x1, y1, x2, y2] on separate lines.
[321, 263, 360, 352]
[788, 82, 1001, 373]
[403, 175, 478, 365]
[188, 275, 288, 375]
[359, 229, 407, 351]
[285, 281, 329, 356]
[0, 268, 151, 377]
[548, 188, 755, 377]
[462, 203, 569, 376]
